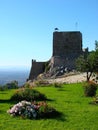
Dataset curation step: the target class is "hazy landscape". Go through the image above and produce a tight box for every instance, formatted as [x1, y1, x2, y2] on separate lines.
[0, 67, 29, 86]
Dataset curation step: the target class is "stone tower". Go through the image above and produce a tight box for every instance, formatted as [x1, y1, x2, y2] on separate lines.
[29, 31, 86, 80]
[53, 31, 82, 56]
[50, 31, 83, 70]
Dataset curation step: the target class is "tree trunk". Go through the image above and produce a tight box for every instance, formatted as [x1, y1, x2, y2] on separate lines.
[87, 72, 92, 81]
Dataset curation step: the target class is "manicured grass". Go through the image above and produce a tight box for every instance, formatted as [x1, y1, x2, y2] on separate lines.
[0, 83, 98, 130]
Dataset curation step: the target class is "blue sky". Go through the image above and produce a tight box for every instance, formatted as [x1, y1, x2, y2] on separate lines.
[0, 0, 98, 68]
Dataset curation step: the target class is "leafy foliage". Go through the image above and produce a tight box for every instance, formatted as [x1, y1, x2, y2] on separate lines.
[95, 40, 98, 50]
[0, 85, 6, 91]
[5, 80, 18, 89]
[33, 79, 50, 87]
[83, 81, 97, 97]
[10, 88, 47, 101]
[76, 41, 98, 81]
[0, 81, 18, 91]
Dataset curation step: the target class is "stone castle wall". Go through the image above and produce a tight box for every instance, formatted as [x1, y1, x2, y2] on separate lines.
[29, 31, 87, 80]
[29, 60, 45, 80]
[50, 56, 77, 69]
[53, 31, 82, 57]
[50, 31, 83, 70]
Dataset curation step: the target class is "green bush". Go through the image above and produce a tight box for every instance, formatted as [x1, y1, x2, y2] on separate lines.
[0, 85, 8, 91]
[10, 88, 47, 101]
[83, 81, 97, 97]
[33, 80, 50, 87]
[6, 81, 18, 89]
[53, 83, 62, 88]
[24, 83, 31, 88]
[0, 86, 4, 91]
[0, 81, 18, 91]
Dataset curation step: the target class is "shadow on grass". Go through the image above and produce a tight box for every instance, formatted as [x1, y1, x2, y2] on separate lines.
[7, 111, 66, 121]
[0, 98, 55, 104]
[57, 88, 66, 91]
[55, 113, 67, 121]
[0, 99, 17, 104]
[0, 92, 8, 94]
[38, 111, 66, 121]
[46, 98, 55, 102]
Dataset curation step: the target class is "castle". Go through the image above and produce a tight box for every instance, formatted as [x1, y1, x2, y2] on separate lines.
[29, 31, 88, 80]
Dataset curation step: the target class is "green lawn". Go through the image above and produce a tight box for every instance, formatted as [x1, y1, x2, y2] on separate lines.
[0, 83, 98, 130]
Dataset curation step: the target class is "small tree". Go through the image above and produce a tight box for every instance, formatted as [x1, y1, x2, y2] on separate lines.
[76, 41, 98, 81]
[95, 40, 98, 50]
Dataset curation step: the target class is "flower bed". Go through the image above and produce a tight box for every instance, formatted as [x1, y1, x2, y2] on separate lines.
[7, 101, 58, 119]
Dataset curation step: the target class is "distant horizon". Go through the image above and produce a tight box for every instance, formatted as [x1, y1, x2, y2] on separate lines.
[0, 65, 30, 70]
[0, 68, 29, 86]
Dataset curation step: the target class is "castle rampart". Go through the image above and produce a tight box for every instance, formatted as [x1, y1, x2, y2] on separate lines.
[29, 31, 87, 80]
[29, 60, 45, 80]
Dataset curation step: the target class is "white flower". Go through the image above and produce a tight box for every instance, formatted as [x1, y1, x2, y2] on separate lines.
[25, 101, 31, 105]
[19, 111, 21, 115]
[18, 102, 22, 107]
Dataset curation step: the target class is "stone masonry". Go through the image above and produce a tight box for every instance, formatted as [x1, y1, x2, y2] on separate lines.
[50, 31, 83, 70]
[29, 60, 45, 80]
[29, 31, 88, 80]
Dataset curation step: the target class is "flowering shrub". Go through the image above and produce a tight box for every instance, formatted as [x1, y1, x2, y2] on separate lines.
[7, 101, 58, 119]
[10, 88, 47, 101]
[83, 81, 97, 97]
